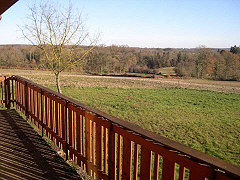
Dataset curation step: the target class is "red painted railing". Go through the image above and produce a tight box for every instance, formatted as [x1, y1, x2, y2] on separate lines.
[1, 75, 240, 180]
[0, 76, 12, 109]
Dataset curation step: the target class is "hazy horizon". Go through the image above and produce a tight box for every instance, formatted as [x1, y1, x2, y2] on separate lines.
[0, 43, 233, 49]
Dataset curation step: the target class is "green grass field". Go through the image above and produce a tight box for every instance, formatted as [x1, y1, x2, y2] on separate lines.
[1, 69, 240, 166]
[57, 86, 240, 166]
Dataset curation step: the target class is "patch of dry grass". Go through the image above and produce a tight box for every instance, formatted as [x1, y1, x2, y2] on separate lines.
[1, 68, 240, 93]
[159, 67, 176, 75]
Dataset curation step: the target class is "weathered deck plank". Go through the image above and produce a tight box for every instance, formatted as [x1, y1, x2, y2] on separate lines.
[0, 109, 81, 180]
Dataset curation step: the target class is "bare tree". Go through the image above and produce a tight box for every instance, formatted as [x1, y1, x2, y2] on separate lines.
[20, 1, 97, 93]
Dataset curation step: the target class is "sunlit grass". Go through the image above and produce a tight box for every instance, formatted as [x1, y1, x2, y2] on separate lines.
[1, 69, 240, 166]
[57, 87, 240, 167]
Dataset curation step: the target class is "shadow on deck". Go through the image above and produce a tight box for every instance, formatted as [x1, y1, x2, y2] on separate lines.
[0, 109, 81, 180]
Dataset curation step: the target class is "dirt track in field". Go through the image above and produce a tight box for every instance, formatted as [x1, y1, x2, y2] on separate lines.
[1, 69, 240, 94]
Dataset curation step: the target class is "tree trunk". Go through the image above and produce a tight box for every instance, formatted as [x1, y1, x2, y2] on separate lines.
[55, 74, 62, 93]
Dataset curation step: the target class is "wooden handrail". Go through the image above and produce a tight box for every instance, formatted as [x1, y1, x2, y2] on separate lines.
[8, 75, 240, 179]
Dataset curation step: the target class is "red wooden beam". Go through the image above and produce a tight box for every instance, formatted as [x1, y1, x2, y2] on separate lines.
[0, 0, 18, 16]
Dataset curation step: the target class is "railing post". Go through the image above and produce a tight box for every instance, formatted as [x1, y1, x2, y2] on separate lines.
[4, 76, 7, 109]
[4, 76, 7, 108]
[65, 100, 68, 160]
[4, 76, 11, 109]
[25, 82, 28, 119]
[41, 89, 44, 137]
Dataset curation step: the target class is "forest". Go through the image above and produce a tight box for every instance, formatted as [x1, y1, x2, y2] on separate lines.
[0, 44, 239, 81]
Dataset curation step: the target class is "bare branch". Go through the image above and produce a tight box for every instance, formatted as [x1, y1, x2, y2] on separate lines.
[19, 0, 98, 93]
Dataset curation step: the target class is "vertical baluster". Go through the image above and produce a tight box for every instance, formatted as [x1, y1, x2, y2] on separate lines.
[1, 80, 3, 107]
[133, 143, 139, 180]
[15, 81, 17, 109]
[11, 78, 14, 107]
[122, 137, 132, 180]
[189, 168, 204, 180]
[103, 128, 107, 173]
[109, 128, 116, 180]
[22, 83, 24, 112]
[96, 123, 102, 179]
[153, 153, 159, 180]
[33, 89, 36, 123]
[50, 98, 53, 140]
[82, 115, 85, 157]
[80, 114, 83, 157]
[73, 111, 76, 152]
[162, 158, 175, 180]
[29, 88, 31, 120]
[76, 111, 80, 165]
[19, 82, 24, 113]
[1, 81, 3, 108]
[178, 165, 185, 180]
[37, 90, 39, 127]
[19, 82, 21, 110]
[140, 147, 152, 180]
[28, 87, 30, 119]
[16, 81, 18, 109]
[35, 91, 39, 119]
[24, 82, 28, 119]
[63, 101, 68, 158]
[4, 77, 9, 109]
[55, 101, 59, 145]
[35, 91, 37, 125]
[117, 134, 121, 180]
[85, 112, 91, 174]
[19, 81, 22, 111]
[91, 121, 95, 178]
[4, 77, 7, 108]
[61, 103, 67, 153]
[69, 108, 73, 159]
[41, 89, 44, 137]
[45, 96, 48, 137]
[8, 78, 11, 109]
[17, 81, 19, 109]
[92, 121, 95, 165]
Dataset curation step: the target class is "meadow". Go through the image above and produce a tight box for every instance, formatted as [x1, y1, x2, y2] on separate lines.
[1, 69, 240, 166]
[65, 87, 240, 166]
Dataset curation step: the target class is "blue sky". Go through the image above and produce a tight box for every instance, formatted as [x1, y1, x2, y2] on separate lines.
[0, 0, 240, 48]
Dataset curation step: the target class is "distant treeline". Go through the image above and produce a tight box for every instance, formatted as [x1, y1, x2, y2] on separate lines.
[0, 44, 239, 80]
[175, 46, 240, 80]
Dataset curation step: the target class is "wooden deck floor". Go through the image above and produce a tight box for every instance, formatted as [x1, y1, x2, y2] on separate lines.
[0, 109, 81, 180]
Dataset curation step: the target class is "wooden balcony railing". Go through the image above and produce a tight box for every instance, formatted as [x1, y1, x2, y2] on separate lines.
[1, 75, 240, 180]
